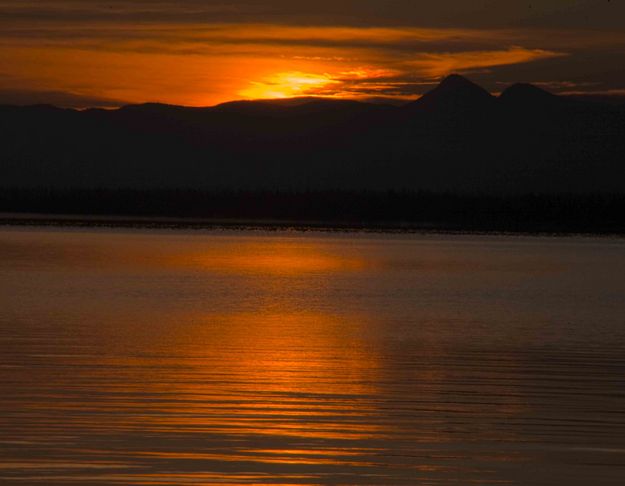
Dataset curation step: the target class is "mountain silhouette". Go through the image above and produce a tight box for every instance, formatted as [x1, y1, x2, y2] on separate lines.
[500, 82, 557, 101]
[406, 74, 496, 115]
[1, 74, 624, 194]
[499, 83, 571, 112]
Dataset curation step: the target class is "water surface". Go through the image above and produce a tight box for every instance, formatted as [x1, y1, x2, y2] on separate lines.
[1, 228, 624, 485]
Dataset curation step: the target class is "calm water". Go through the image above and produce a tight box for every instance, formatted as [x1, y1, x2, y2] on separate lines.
[1, 227, 624, 485]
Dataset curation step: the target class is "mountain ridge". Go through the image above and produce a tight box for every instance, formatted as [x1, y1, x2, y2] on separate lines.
[1, 74, 624, 194]
[0, 75, 576, 112]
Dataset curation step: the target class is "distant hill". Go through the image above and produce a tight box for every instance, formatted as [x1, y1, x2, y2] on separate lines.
[404, 74, 496, 115]
[499, 83, 565, 109]
[1, 75, 624, 194]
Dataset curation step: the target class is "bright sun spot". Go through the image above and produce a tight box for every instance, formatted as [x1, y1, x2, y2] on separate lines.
[239, 71, 339, 99]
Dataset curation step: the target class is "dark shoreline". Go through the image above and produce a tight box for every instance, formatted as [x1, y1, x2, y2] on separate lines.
[2, 189, 625, 236]
[2, 212, 625, 238]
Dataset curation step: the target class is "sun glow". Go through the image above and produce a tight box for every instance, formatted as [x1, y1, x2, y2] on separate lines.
[238, 71, 339, 99]
[0, 16, 589, 106]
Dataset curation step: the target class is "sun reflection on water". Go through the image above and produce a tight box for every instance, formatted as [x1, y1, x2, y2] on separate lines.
[2, 230, 625, 484]
[170, 240, 366, 275]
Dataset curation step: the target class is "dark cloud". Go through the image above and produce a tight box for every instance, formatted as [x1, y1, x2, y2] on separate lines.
[3, 23, 621, 59]
[1, 1, 623, 29]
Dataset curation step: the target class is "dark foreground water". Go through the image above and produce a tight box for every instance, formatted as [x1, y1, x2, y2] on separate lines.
[1, 228, 624, 485]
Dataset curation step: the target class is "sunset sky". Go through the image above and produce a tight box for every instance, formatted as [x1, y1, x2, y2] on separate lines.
[1, 0, 624, 107]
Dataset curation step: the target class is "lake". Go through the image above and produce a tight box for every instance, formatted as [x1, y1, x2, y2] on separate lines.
[1, 227, 624, 485]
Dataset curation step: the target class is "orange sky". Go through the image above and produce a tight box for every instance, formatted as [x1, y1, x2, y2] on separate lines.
[1, 1, 624, 107]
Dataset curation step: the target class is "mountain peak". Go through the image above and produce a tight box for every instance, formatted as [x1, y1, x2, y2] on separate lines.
[500, 83, 557, 101]
[434, 74, 493, 97]
[438, 74, 479, 90]
[499, 83, 570, 111]
[406, 74, 495, 114]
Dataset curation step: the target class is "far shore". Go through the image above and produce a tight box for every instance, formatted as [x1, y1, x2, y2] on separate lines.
[2, 212, 624, 238]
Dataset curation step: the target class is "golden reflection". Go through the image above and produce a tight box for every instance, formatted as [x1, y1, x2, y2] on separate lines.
[87, 308, 386, 444]
[172, 240, 366, 275]
[164, 309, 380, 397]
[0, 230, 554, 485]
[0, 230, 367, 276]
[133, 450, 375, 467]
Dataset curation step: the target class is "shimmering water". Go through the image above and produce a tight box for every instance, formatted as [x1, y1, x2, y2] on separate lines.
[1, 227, 624, 485]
